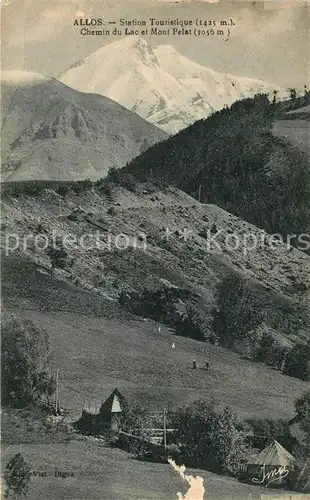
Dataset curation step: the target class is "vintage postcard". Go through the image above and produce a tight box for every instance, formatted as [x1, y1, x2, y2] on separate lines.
[1, 0, 309, 499]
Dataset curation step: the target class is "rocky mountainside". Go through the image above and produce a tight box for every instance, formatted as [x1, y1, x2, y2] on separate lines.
[124, 95, 310, 242]
[1, 71, 167, 182]
[59, 37, 285, 134]
[1, 180, 309, 372]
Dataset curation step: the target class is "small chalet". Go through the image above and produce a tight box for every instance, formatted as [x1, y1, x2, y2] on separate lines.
[76, 388, 126, 436]
[99, 388, 124, 431]
[245, 440, 295, 486]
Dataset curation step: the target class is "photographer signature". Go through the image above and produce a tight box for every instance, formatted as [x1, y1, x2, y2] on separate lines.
[252, 464, 289, 487]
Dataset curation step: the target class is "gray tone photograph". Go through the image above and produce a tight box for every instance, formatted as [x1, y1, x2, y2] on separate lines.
[1, 1, 310, 499]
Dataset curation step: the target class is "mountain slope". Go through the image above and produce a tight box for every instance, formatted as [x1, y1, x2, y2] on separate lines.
[124, 95, 310, 242]
[1, 71, 167, 182]
[272, 104, 310, 158]
[59, 37, 285, 134]
[2, 179, 309, 353]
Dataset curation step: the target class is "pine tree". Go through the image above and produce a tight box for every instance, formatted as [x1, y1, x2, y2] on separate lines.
[47, 238, 68, 273]
[289, 88, 297, 101]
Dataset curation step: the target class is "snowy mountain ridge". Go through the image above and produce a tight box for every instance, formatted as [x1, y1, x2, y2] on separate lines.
[59, 36, 286, 134]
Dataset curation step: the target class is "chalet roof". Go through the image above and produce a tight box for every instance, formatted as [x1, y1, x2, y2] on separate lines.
[100, 388, 125, 414]
[247, 440, 294, 467]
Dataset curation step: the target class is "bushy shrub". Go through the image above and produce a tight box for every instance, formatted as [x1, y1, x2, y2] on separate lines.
[1, 314, 54, 407]
[119, 402, 148, 435]
[107, 434, 119, 448]
[72, 178, 92, 195]
[119, 285, 215, 343]
[56, 184, 70, 196]
[214, 273, 263, 348]
[283, 342, 310, 381]
[214, 273, 307, 377]
[245, 418, 297, 451]
[287, 445, 310, 493]
[99, 181, 114, 198]
[294, 391, 310, 451]
[166, 443, 181, 463]
[46, 239, 69, 272]
[118, 173, 137, 192]
[251, 331, 275, 364]
[106, 167, 138, 192]
[171, 399, 247, 475]
[250, 328, 288, 368]
[4, 453, 31, 499]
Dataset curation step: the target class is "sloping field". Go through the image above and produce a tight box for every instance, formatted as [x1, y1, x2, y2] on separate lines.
[2, 181, 309, 500]
[1, 441, 297, 500]
[13, 308, 307, 422]
[3, 304, 305, 500]
[272, 107, 310, 157]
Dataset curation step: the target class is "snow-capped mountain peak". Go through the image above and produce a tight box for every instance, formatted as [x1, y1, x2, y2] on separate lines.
[114, 36, 160, 67]
[62, 36, 159, 75]
[59, 37, 286, 134]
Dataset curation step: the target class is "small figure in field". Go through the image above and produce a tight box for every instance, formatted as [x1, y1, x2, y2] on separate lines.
[205, 361, 210, 370]
[158, 326, 161, 333]
[172, 342, 175, 349]
[192, 359, 197, 370]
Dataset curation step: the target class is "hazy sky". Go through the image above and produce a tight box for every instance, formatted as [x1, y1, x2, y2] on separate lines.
[1, 0, 309, 89]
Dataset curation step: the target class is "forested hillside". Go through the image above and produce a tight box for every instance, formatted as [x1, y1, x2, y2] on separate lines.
[124, 95, 310, 240]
